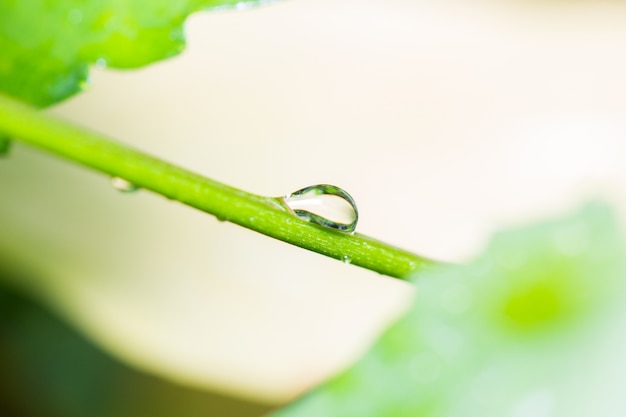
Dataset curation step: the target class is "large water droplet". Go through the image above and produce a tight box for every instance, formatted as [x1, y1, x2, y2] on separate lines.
[281, 184, 358, 233]
[110, 177, 138, 193]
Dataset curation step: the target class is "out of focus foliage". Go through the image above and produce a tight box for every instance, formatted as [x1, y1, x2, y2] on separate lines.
[0, 281, 272, 417]
[0, 0, 274, 107]
[273, 203, 626, 417]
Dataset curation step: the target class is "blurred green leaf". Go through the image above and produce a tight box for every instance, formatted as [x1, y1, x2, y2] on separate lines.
[0, 282, 273, 417]
[0, 135, 9, 156]
[273, 202, 626, 417]
[0, 0, 275, 107]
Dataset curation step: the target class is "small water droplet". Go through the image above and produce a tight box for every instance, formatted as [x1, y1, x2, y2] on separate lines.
[342, 255, 352, 264]
[110, 177, 138, 193]
[281, 184, 358, 233]
[95, 58, 107, 69]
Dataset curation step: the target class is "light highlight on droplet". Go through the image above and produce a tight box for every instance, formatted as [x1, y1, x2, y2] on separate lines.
[110, 177, 138, 193]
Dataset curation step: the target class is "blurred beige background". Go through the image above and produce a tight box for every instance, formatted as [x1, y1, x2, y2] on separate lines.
[2, 0, 626, 405]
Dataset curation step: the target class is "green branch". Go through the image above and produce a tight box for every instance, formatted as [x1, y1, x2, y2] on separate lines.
[0, 93, 433, 279]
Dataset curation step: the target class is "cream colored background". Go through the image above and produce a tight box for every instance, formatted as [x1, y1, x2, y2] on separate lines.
[2, 0, 626, 404]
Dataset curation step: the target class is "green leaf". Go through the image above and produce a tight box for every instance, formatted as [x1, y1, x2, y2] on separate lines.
[273, 202, 626, 417]
[0, 0, 275, 107]
[0, 282, 272, 417]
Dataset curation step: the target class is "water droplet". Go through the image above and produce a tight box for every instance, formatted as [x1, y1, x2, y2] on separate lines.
[281, 184, 358, 233]
[342, 255, 352, 264]
[110, 177, 138, 193]
[95, 58, 107, 69]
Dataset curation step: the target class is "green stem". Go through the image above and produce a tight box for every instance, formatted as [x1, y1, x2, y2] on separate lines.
[0, 94, 433, 279]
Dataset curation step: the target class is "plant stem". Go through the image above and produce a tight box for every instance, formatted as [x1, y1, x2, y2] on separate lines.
[0, 94, 434, 279]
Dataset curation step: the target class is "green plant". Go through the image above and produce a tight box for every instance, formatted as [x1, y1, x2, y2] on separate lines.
[0, 0, 429, 278]
[1, 1, 625, 416]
